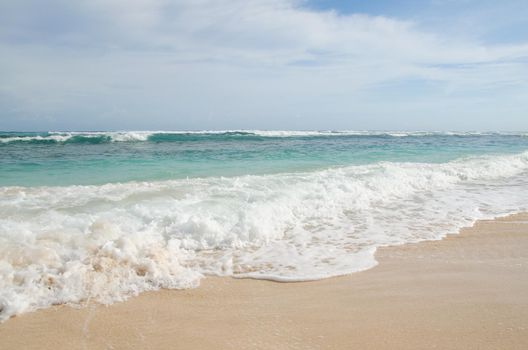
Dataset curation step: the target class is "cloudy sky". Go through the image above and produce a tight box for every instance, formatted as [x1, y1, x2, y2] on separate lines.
[1, 0, 527, 131]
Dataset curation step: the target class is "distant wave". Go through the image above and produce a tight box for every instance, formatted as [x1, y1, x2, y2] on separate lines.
[0, 130, 526, 145]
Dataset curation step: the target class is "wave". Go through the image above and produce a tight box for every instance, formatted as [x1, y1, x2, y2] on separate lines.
[1, 130, 526, 145]
[1, 151, 528, 321]
[0, 132, 146, 144]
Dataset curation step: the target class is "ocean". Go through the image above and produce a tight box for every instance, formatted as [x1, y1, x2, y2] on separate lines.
[1, 130, 528, 320]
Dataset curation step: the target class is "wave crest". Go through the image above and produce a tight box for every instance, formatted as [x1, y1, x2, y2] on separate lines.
[1, 130, 526, 145]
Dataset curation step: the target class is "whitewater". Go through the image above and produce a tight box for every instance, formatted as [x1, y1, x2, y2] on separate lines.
[1, 131, 528, 321]
[1, 130, 527, 144]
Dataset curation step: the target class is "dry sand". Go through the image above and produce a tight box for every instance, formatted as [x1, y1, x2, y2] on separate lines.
[1, 213, 528, 350]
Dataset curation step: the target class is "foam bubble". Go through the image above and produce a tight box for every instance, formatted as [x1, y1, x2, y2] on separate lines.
[1, 151, 528, 321]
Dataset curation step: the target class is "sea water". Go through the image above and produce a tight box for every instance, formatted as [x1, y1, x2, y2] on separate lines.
[1, 130, 528, 320]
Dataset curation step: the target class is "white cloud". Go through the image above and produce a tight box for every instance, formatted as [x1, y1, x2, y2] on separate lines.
[0, 0, 527, 130]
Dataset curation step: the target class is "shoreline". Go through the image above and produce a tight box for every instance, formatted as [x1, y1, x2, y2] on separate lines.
[1, 213, 528, 349]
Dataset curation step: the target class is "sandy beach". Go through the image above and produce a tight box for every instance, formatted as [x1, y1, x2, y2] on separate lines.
[1, 212, 528, 350]
[3, 0, 528, 348]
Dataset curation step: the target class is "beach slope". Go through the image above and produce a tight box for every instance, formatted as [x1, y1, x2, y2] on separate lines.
[1, 213, 528, 350]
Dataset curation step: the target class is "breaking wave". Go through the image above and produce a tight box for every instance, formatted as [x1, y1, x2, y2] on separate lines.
[1, 151, 528, 321]
[1, 130, 526, 145]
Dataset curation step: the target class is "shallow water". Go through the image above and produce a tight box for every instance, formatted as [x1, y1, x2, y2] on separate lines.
[1, 130, 528, 321]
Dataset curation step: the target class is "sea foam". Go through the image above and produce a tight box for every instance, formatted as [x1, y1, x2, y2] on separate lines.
[1, 151, 528, 321]
[1, 130, 526, 144]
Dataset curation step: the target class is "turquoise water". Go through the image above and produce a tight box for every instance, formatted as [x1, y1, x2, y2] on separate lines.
[1, 131, 527, 186]
[1, 130, 528, 321]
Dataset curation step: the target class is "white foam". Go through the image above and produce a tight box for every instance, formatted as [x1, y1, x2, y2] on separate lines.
[50, 131, 155, 142]
[1, 151, 528, 321]
[0, 131, 156, 143]
[0, 134, 74, 143]
[1, 130, 526, 144]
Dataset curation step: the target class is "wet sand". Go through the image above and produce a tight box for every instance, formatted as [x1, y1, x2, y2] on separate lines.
[1, 213, 528, 349]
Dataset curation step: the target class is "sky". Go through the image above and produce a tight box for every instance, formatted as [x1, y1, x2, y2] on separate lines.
[0, 0, 527, 131]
